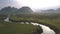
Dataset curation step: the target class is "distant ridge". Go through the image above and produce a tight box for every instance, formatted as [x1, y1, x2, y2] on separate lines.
[36, 8, 60, 13]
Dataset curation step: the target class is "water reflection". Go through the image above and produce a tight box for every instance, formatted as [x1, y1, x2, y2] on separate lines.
[25, 22, 29, 24]
[21, 22, 24, 24]
[31, 22, 55, 34]
[4, 17, 10, 22]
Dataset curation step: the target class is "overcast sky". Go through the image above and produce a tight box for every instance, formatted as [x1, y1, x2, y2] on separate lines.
[0, 0, 60, 10]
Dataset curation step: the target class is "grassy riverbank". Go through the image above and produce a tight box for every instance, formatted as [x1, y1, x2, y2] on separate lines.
[0, 22, 41, 34]
[0, 14, 60, 34]
[38, 19, 60, 34]
[10, 14, 60, 34]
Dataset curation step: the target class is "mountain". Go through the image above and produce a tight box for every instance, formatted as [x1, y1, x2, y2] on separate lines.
[0, 6, 18, 15]
[15, 6, 33, 14]
[0, 6, 33, 15]
[36, 8, 60, 13]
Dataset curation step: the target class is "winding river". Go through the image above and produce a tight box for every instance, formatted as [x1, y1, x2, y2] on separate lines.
[31, 22, 55, 34]
[4, 17, 56, 34]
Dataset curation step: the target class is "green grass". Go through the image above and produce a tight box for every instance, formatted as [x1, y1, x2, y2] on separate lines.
[0, 22, 38, 34]
[0, 14, 60, 34]
[38, 19, 60, 34]
[10, 15, 60, 34]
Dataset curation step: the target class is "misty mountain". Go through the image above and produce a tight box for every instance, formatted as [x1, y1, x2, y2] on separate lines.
[0, 6, 18, 14]
[37, 8, 60, 13]
[15, 6, 33, 14]
[0, 6, 33, 15]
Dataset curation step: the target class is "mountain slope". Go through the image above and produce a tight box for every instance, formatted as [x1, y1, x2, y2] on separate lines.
[15, 6, 33, 14]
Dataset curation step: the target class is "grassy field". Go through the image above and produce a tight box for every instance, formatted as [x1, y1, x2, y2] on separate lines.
[0, 14, 60, 34]
[10, 14, 60, 34]
[0, 22, 40, 34]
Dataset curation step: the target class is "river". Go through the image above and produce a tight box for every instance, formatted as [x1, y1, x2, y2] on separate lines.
[4, 17, 56, 34]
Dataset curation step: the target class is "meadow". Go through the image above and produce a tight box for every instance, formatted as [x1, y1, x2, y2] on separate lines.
[0, 14, 60, 34]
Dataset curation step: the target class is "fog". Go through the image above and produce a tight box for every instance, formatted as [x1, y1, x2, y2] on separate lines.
[0, 0, 60, 10]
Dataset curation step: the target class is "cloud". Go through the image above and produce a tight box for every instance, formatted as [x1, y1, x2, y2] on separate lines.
[0, 0, 60, 10]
